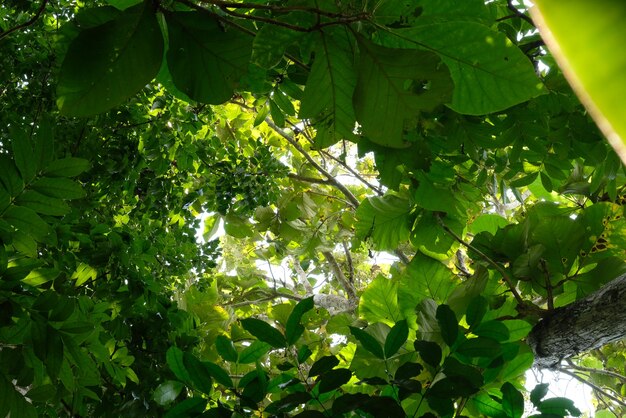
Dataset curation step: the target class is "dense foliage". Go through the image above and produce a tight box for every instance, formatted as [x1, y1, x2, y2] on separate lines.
[1, 0, 626, 417]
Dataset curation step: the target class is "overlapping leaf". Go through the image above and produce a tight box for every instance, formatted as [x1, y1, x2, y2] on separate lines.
[165, 12, 252, 104]
[353, 37, 453, 148]
[57, 1, 164, 116]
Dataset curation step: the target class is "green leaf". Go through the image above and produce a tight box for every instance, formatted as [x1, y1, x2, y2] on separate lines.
[317, 368, 352, 393]
[503, 320, 532, 342]
[183, 353, 213, 395]
[153, 380, 183, 406]
[456, 337, 501, 358]
[166, 347, 191, 384]
[473, 321, 510, 342]
[240, 318, 286, 348]
[57, 1, 164, 116]
[353, 37, 452, 148]
[201, 361, 233, 388]
[530, 383, 549, 407]
[165, 12, 252, 104]
[538, 397, 582, 417]
[215, 335, 238, 362]
[359, 275, 400, 326]
[349, 326, 385, 359]
[238, 340, 271, 364]
[266, 392, 312, 414]
[16, 191, 70, 216]
[355, 195, 411, 251]
[532, 1, 626, 164]
[25, 384, 57, 403]
[22, 268, 60, 287]
[500, 344, 534, 381]
[3, 206, 52, 242]
[398, 254, 456, 317]
[11, 130, 36, 183]
[164, 398, 207, 418]
[386, 21, 544, 115]
[436, 305, 458, 346]
[466, 296, 488, 329]
[309, 355, 339, 378]
[0, 155, 24, 197]
[413, 340, 442, 367]
[31, 177, 85, 199]
[501, 382, 524, 418]
[300, 28, 357, 147]
[251, 16, 309, 69]
[384, 319, 408, 358]
[285, 296, 314, 345]
[44, 158, 90, 177]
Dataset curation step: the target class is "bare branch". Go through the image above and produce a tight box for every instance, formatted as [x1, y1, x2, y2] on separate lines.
[558, 368, 626, 409]
[0, 0, 48, 41]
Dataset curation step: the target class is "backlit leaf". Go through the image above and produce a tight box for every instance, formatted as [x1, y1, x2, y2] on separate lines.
[165, 12, 252, 104]
[57, 1, 164, 116]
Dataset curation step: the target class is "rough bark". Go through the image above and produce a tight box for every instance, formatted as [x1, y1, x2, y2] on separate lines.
[527, 273, 626, 368]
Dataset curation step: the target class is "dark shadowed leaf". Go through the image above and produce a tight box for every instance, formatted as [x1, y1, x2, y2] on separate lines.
[413, 340, 442, 367]
[241, 318, 286, 348]
[384, 319, 409, 357]
[349, 326, 384, 359]
[317, 368, 351, 393]
[309, 355, 339, 378]
[436, 304, 458, 346]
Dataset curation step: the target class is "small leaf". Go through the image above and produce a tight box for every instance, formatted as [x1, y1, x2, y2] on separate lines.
[183, 352, 213, 395]
[166, 347, 191, 384]
[349, 326, 384, 359]
[530, 383, 549, 406]
[238, 341, 271, 364]
[215, 335, 238, 362]
[153, 380, 183, 406]
[466, 295, 488, 329]
[266, 392, 312, 414]
[384, 319, 409, 358]
[11, 130, 36, 183]
[240, 318, 286, 348]
[309, 355, 339, 378]
[436, 304, 459, 346]
[456, 337, 502, 358]
[501, 382, 524, 418]
[15, 191, 70, 216]
[285, 297, 314, 345]
[44, 158, 90, 177]
[473, 321, 510, 342]
[413, 340, 442, 367]
[164, 398, 207, 418]
[394, 362, 423, 381]
[31, 177, 85, 199]
[202, 361, 234, 388]
[317, 368, 351, 393]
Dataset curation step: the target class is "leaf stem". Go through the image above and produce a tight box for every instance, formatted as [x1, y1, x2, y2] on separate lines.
[0, 0, 48, 41]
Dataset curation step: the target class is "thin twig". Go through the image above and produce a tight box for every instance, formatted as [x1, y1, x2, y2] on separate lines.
[342, 241, 354, 284]
[558, 368, 626, 408]
[198, 0, 352, 19]
[565, 359, 626, 383]
[0, 0, 48, 41]
[436, 214, 527, 308]
[320, 149, 384, 196]
[265, 118, 360, 208]
[506, 0, 534, 26]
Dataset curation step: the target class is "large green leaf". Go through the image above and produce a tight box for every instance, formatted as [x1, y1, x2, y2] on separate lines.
[31, 177, 86, 200]
[285, 296, 314, 345]
[532, 1, 626, 164]
[353, 38, 452, 148]
[355, 195, 411, 251]
[384, 319, 408, 358]
[359, 275, 400, 325]
[165, 12, 252, 104]
[384, 21, 544, 115]
[300, 28, 357, 147]
[153, 380, 183, 406]
[3, 206, 52, 242]
[16, 191, 70, 216]
[57, 1, 164, 116]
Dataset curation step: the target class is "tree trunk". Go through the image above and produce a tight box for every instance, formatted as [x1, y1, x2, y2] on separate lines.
[527, 273, 626, 368]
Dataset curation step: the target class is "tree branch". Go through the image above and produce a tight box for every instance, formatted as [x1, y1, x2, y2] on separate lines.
[319, 149, 384, 196]
[322, 250, 357, 302]
[0, 0, 48, 41]
[506, 0, 534, 26]
[436, 214, 529, 309]
[265, 118, 361, 208]
[287, 173, 332, 185]
[565, 359, 626, 383]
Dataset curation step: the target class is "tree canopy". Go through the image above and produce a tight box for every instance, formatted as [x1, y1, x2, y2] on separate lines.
[1, 0, 626, 417]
